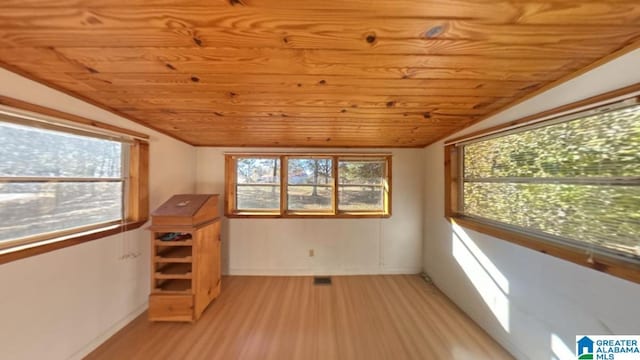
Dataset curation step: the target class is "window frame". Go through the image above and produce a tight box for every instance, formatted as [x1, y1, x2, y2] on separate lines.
[0, 96, 149, 265]
[444, 84, 640, 284]
[337, 157, 390, 214]
[285, 155, 336, 216]
[225, 153, 392, 218]
[234, 155, 282, 214]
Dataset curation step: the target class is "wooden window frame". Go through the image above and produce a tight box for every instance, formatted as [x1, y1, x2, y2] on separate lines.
[444, 83, 640, 284]
[285, 155, 335, 216]
[0, 97, 149, 265]
[228, 155, 282, 216]
[225, 153, 392, 218]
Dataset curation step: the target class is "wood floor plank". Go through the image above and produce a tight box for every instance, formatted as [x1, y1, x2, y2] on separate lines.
[85, 275, 513, 360]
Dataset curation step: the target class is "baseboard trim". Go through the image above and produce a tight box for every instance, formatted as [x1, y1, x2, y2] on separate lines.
[68, 302, 147, 360]
[226, 267, 422, 276]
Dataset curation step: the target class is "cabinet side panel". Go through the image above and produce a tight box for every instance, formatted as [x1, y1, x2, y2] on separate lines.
[193, 223, 217, 319]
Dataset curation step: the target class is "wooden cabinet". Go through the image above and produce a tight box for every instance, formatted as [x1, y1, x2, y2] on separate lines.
[148, 194, 221, 322]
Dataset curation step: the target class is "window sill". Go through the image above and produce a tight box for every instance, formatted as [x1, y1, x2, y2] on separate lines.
[226, 212, 390, 219]
[0, 220, 147, 265]
[448, 215, 640, 285]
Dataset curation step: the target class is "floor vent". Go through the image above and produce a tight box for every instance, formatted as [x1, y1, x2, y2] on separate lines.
[313, 276, 332, 285]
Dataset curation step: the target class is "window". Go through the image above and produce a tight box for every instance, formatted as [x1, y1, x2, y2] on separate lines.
[0, 97, 149, 262]
[235, 157, 280, 212]
[445, 87, 640, 284]
[225, 154, 391, 217]
[339, 159, 387, 212]
[287, 157, 333, 213]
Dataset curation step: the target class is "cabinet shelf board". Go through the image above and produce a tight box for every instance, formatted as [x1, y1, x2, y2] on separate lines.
[154, 240, 193, 246]
[156, 246, 192, 263]
[156, 263, 193, 279]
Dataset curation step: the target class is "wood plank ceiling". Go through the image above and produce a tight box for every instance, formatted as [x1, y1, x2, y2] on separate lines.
[0, 0, 638, 147]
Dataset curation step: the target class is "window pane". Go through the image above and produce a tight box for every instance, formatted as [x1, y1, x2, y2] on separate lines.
[0, 182, 122, 242]
[236, 158, 280, 184]
[288, 158, 333, 184]
[235, 158, 280, 210]
[287, 185, 332, 211]
[464, 104, 640, 179]
[338, 159, 386, 211]
[463, 182, 640, 257]
[236, 185, 280, 210]
[338, 186, 384, 211]
[338, 160, 385, 185]
[287, 158, 333, 211]
[0, 122, 122, 178]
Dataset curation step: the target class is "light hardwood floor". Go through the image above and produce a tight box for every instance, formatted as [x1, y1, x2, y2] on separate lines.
[86, 275, 513, 360]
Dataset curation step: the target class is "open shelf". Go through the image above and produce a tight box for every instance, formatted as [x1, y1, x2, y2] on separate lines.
[155, 232, 192, 243]
[153, 279, 192, 294]
[155, 263, 192, 280]
[155, 246, 192, 263]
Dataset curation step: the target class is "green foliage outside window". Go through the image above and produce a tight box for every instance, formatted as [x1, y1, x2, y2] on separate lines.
[462, 104, 640, 258]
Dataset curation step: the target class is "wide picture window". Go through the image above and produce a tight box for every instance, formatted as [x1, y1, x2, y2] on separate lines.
[0, 98, 149, 258]
[445, 90, 639, 283]
[226, 154, 391, 218]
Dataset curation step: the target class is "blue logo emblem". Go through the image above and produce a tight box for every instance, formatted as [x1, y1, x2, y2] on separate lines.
[577, 336, 594, 359]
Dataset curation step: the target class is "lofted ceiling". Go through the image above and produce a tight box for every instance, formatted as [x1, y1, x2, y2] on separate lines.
[0, 0, 639, 147]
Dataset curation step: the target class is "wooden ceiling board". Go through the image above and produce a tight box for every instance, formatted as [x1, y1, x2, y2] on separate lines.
[0, 0, 638, 147]
[2, 1, 639, 24]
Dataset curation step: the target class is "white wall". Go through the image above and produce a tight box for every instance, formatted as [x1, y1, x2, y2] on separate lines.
[423, 49, 640, 359]
[196, 147, 425, 275]
[0, 69, 197, 360]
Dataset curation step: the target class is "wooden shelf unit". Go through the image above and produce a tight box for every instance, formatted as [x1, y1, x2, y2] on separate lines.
[148, 194, 221, 322]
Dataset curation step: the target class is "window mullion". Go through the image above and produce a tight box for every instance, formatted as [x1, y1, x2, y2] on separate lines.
[332, 156, 338, 215]
[457, 146, 464, 215]
[121, 142, 129, 223]
[280, 155, 287, 216]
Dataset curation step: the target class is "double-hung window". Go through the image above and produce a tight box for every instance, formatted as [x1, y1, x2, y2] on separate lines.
[226, 154, 391, 217]
[338, 158, 388, 212]
[0, 97, 149, 260]
[445, 88, 640, 283]
[235, 156, 281, 212]
[287, 157, 334, 213]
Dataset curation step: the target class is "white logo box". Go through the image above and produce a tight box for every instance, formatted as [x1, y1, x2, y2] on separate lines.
[576, 335, 640, 360]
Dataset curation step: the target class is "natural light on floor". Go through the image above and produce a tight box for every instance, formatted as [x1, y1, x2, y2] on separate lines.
[452, 222, 510, 332]
[551, 333, 574, 360]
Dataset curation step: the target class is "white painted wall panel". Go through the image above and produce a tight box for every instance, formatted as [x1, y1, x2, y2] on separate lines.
[196, 147, 425, 275]
[423, 49, 640, 359]
[0, 68, 196, 360]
